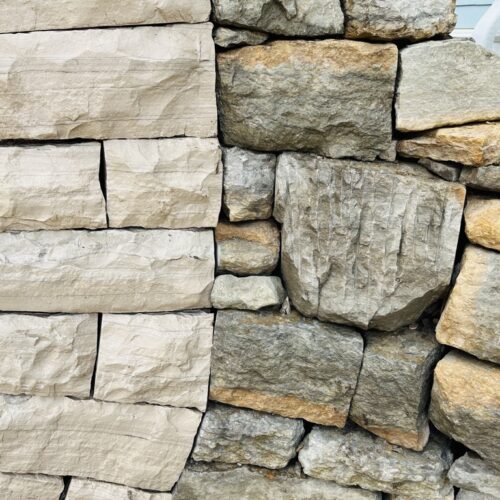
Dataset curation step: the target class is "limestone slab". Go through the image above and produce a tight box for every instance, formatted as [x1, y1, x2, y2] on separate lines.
[0, 25, 216, 140]
[460, 165, 500, 192]
[0, 472, 64, 499]
[0, 229, 214, 313]
[465, 197, 500, 251]
[215, 28, 269, 49]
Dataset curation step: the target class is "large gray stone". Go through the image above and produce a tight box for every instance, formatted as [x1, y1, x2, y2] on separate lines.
[460, 165, 500, 193]
[275, 153, 465, 331]
[0, 472, 64, 499]
[209, 310, 363, 426]
[218, 40, 397, 161]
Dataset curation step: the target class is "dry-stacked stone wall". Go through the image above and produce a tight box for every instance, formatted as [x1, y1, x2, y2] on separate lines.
[0, 1, 499, 499]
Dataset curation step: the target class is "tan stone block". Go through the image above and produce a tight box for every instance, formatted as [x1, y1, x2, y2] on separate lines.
[465, 196, 500, 251]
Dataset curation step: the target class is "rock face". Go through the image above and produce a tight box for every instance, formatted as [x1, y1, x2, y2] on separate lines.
[0, 25, 216, 140]
[299, 425, 453, 498]
[212, 0, 344, 36]
[0, 143, 106, 231]
[0, 395, 201, 491]
[345, 0, 456, 41]
[222, 147, 276, 222]
[430, 351, 500, 470]
[216, 220, 280, 275]
[460, 165, 500, 192]
[193, 403, 304, 469]
[215, 28, 269, 49]
[396, 40, 500, 132]
[465, 197, 500, 251]
[350, 326, 443, 451]
[218, 40, 397, 161]
[0, 472, 64, 499]
[210, 310, 363, 426]
[0, 229, 214, 313]
[436, 246, 500, 364]
[94, 313, 213, 411]
[105, 139, 222, 229]
[0, 314, 97, 398]
[419, 158, 461, 182]
[275, 153, 465, 331]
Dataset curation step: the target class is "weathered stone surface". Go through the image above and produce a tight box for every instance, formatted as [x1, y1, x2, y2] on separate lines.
[105, 139, 222, 229]
[218, 41, 397, 161]
[216, 220, 280, 275]
[449, 453, 500, 498]
[460, 164, 500, 192]
[0, 314, 97, 398]
[0, 25, 216, 140]
[0, 0, 210, 33]
[398, 123, 500, 168]
[210, 310, 363, 426]
[275, 153, 465, 331]
[94, 313, 213, 411]
[0, 229, 214, 313]
[419, 158, 461, 182]
[436, 246, 500, 363]
[223, 147, 276, 222]
[0, 472, 64, 499]
[192, 403, 304, 469]
[299, 425, 453, 498]
[215, 28, 269, 49]
[465, 197, 500, 251]
[350, 326, 442, 451]
[0, 395, 201, 490]
[213, 0, 344, 36]
[211, 275, 285, 311]
[396, 40, 500, 132]
[456, 490, 497, 500]
[0, 143, 105, 231]
[345, 0, 456, 41]
[430, 351, 500, 470]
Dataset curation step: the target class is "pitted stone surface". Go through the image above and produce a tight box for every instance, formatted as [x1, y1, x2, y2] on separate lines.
[465, 197, 500, 251]
[0, 472, 64, 499]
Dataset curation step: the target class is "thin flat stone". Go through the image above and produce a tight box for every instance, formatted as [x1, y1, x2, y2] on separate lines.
[419, 158, 461, 182]
[215, 28, 269, 49]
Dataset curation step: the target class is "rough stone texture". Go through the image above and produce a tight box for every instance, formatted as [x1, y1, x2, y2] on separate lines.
[275, 153, 465, 331]
[449, 453, 500, 498]
[192, 403, 304, 469]
[223, 147, 276, 222]
[0, 395, 201, 491]
[456, 490, 497, 500]
[398, 123, 500, 168]
[430, 351, 500, 470]
[419, 158, 461, 182]
[213, 0, 344, 36]
[0, 472, 64, 499]
[350, 326, 443, 451]
[0, 143, 106, 231]
[210, 310, 363, 426]
[0, 25, 216, 140]
[216, 220, 280, 275]
[218, 40, 397, 161]
[0, 229, 214, 313]
[211, 275, 285, 311]
[0, 314, 97, 398]
[105, 139, 222, 229]
[0, 0, 210, 33]
[299, 425, 454, 498]
[396, 40, 500, 132]
[215, 28, 269, 49]
[345, 0, 456, 41]
[436, 245, 500, 364]
[460, 164, 500, 192]
[94, 313, 213, 411]
[465, 197, 500, 251]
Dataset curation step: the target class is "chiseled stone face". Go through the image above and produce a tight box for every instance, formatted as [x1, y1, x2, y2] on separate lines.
[218, 40, 397, 161]
[0, 229, 214, 313]
[0, 472, 64, 499]
[275, 153, 465, 331]
[0, 25, 216, 140]
[0, 143, 106, 231]
[465, 197, 500, 252]
[0, 395, 201, 491]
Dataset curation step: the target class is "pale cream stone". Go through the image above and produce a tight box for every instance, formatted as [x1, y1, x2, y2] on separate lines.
[0, 143, 106, 231]
[94, 313, 213, 411]
[0, 395, 201, 491]
[0, 229, 214, 313]
[105, 139, 222, 229]
[0, 25, 216, 140]
[0, 472, 64, 499]
[465, 197, 500, 251]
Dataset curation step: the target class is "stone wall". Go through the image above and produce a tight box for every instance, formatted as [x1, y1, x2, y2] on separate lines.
[0, 1, 499, 499]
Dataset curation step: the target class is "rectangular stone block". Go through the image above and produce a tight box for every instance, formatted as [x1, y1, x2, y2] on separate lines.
[105, 139, 222, 229]
[0, 25, 216, 140]
[0, 472, 64, 499]
[0, 229, 214, 313]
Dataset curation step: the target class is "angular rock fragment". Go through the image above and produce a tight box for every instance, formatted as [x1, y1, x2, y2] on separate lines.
[105, 139, 222, 229]
[216, 220, 280, 275]
[0, 25, 216, 140]
[430, 351, 500, 470]
[210, 310, 363, 426]
[0, 395, 201, 490]
[275, 153, 465, 331]
[396, 40, 500, 132]
[460, 165, 500, 192]
[218, 40, 397, 160]
[465, 197, 500, 251]
[0, 472, 64, 499]
[419, 158, 461, 182]
[215, 28, 269, 49]
[436, 246, 500, 363]
[0, 229, 214, 313]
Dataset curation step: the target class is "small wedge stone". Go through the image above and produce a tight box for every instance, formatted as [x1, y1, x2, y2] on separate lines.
[0, 472, 64, 499]
[419, 158, 461, 182]
[465, 197, 500, 251]
[215, 28, 269, 49]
